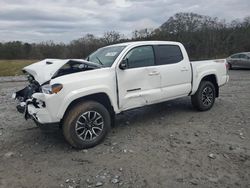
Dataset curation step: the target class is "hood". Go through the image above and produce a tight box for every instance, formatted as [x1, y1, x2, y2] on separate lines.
[23, 59, 101, 85]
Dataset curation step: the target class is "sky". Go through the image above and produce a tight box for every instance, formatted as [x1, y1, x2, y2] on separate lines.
[0, 0, 249, 43]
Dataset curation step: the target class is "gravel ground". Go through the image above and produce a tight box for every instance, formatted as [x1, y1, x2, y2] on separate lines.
[0, 75, 26, 83]
[0, 70, 249, 188]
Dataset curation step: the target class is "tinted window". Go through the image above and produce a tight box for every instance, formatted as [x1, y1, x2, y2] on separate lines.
[231, 54, 240, 58]
[154, 45, 183, 65]
[125, 46, 155, 68]
[239, 54, 247, 59]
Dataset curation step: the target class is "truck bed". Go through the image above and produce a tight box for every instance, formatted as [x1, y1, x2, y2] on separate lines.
[190, 59, 229, 95]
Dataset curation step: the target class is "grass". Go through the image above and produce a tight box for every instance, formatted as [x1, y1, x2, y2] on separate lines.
[0, 60, 37, 76]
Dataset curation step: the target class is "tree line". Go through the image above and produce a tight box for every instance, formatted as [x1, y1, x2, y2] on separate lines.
[0, 12, 249, 60]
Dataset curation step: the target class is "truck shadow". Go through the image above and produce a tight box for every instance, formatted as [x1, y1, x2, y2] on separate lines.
[23, 97, 194, 150]
[114, 97, 193, 128]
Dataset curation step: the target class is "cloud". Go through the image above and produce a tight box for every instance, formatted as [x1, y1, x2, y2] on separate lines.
[0, 0, 249, 43]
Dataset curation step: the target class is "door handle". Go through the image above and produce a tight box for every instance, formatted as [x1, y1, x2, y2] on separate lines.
[181, 67, 189, 72]
[148, 71, 160, 76]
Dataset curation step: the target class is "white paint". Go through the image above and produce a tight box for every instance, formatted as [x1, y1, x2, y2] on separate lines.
[21, 41, 229, 124]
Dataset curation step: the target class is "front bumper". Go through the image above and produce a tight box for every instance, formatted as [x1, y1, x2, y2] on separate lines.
[27, 103, 54, 124]
[13, 89, 59, 125]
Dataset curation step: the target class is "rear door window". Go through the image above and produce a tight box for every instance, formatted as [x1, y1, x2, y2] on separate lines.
[154, 45, 183, 65]
[239, 54, 247, 59]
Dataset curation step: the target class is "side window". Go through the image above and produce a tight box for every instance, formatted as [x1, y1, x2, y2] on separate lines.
[231, 54, 239, 59]
[154, 45, 183, 65]
[239, 54, 247, 59]
[124, 46, 155, 68]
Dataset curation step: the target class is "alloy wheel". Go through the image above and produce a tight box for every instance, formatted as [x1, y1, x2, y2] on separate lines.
[201, 86, 214, 106]
[75, 111, 104, 141]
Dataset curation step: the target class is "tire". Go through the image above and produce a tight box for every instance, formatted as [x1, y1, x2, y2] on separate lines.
[191, 81, 216, 111]
[228, 63, 233, 70]
[63, 101, 111, 149]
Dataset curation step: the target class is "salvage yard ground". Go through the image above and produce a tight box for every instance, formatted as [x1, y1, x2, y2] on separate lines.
[0, 70, 249, 187]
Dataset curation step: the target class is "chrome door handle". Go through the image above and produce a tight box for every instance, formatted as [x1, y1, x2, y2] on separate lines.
[148, 71, 160, 76]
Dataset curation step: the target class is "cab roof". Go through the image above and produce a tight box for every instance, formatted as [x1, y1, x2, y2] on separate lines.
[108, 41, 182, 47]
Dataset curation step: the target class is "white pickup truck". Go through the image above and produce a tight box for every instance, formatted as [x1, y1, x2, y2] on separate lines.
[13, 41, 229, 149]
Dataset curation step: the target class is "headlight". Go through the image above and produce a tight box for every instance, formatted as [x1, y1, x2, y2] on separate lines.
[42, 83, 63, 94]
[41, 84, 52, 94]
[51, 83, 63, 94]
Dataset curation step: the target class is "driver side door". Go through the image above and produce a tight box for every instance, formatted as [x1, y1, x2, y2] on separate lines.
[116, 45, 162, 111]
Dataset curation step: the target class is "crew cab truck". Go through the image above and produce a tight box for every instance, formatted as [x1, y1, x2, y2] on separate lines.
[13, 41, 229, 149]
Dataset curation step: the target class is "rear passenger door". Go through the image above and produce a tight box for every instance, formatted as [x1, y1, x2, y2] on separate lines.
[153, 45, 192, 99]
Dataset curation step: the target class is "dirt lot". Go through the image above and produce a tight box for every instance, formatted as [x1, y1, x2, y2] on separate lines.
[0, 70, 249, 188]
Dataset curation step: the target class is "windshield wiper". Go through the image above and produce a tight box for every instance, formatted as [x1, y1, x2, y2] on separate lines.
[95, 57, 104, 66]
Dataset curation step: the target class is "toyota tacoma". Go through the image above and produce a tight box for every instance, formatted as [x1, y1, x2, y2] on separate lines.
[13, 41, 229, 149]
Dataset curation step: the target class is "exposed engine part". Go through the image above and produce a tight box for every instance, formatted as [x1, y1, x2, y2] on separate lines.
[52, 60, 100, 79]
[15, 73, 41, 102]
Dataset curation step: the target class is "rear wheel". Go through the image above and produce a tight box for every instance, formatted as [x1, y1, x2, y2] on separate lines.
[191, 81, 216, 111]
[63, 101, 111, 149]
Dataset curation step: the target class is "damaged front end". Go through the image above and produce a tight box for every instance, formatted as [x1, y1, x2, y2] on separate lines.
[13, 73, 44, 121]
[13, 59, 100, 125]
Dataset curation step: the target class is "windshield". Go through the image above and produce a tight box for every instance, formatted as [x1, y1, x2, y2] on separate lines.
[87, 46, 126, 67]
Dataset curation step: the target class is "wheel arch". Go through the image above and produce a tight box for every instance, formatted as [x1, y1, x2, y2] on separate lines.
[200, 74, 219, 97]
[60, 92, 115, 125]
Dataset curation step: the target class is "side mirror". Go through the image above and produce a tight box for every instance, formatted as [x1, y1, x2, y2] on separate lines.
[119, 59, 128, 70]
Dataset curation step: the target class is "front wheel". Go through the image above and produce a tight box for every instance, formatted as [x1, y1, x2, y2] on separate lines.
[63, 101, 111, 149]
[191, 81, 216, 111]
